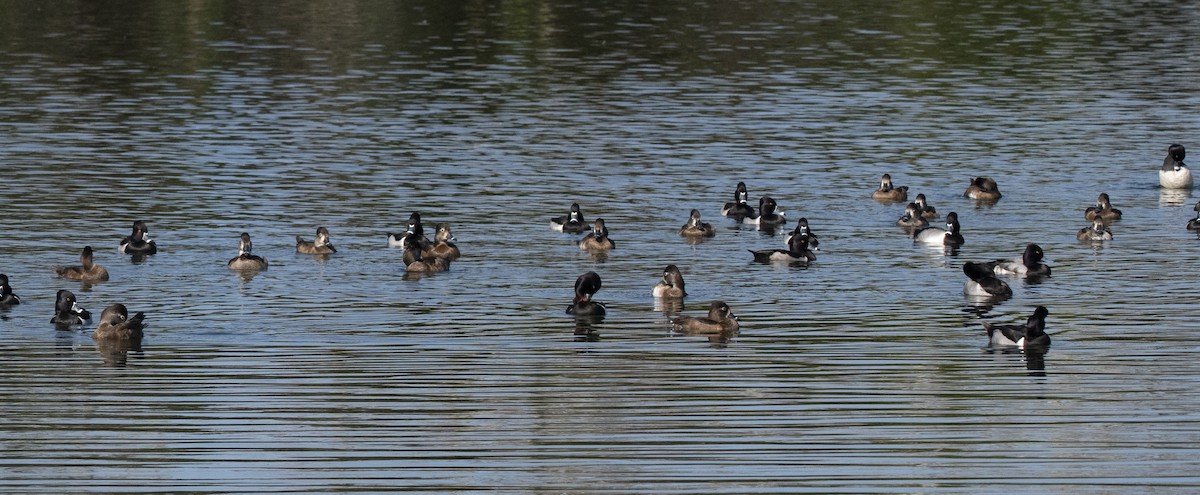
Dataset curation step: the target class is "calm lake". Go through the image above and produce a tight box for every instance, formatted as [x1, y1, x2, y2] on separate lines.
[2, 1, 1200, 493]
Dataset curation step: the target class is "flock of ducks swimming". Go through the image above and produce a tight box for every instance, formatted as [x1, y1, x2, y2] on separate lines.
[1, 145, 1194, 351]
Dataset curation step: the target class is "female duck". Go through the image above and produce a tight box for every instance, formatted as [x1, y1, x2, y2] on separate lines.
[119, 220, 157, 255]
[1187, 201, 1200, 230]
[983, 306, 1050, 349]
[1160, 143, 1191, 189]
[744, 196, 787, 229]
[784, 217, 820, 249]
[913, 212, 964, 247]
[422, 223, 461, 260]
[93, 303, 146, 341]
[962, 262, 1012, 298]
[1077, 219, 1113, 241]
[721, 182, 755, 219]
[990, 243, 1052, 277]
[871, 173, 909, 202]
[1084, 193, 1122, 222]
[578, 218, 615, 251]
[914, 193, 938, 218]
[679, 209, 716, 238]
[567, 271, 606, 316]
[227, 233, 269, 270]
[0, 274, 20, 306]
[651, 264, 687, 298]
[551, 203, 589, 233]
[751, 231, 815, 264]
[671, 300, 739, 334]
[964, 177, 1002, 201]
[296, 226, 337, 254]
[50, 289, 90, 326]
[404, 248, 450, 273]
[53, 246, 109, 282]
[389, 212, 432, 250]
[896, 202, 930, 229]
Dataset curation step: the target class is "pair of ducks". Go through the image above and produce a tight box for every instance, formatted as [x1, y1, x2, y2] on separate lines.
[872, 174, 1002, 203]
[387, 212, 461, 272]
[568, 270, 740, 334]
[720, 182, 787, 228]
[50, 220, 159, 282]
[47, 289, 145, 341]
[549, 204, 617, 250]
[228, 226, 340, 271]
[1077, 193, 1121, 241]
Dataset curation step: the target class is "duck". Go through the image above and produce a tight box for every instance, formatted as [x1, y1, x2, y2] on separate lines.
[743, 196, 787, 229]
[962, 262, 1012, 298]
[990, 243, 1052, 277]
[388, 212, 432, 250]
[296, 226, 337, 254]
[1160, 143, 1192, 189]
[566, 271, 606, 316]
[721, 182, 755, 219]
[118, 220, 157, 255]
[1187, 201, 1200, 230]
[550, 203, 589, 233]
[421, 223, 461, 260]
[913, 211, 964, 247]
[578, 218, 615, 251]
[50, 289, 90, 326]
[671, 300, 739, 334]
[227, 233, 269, 270]
[53, 246, 109, 282]
[871, 173, 909, 202]
[0, 274, 21, 306]
[403, 246, 450, 273]
[896, 202, 930, 229]
[93, 303, 146, 341]
[914, 193, 938, 218]
[964, 176, 1002, 201]
[1077, 219, 1113, 241]
[1084, 193, 1122, 222]
[784, 217, 820, 250]
[679, 209, 716, 238]
[651, 264, 687, 298]
[750, 230, 815, 264]
[983, 306, 1050, 349]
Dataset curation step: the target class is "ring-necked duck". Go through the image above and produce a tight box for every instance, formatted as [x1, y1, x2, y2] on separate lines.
[296, 226, 337, 254]
[990, 243, 1051, 277]
[421, 223, 461, 260]
[0, 274, 20, 306]
[963, 262, 1012, 298]
[671, 300, 739, 334]
[871, 173, 909, 202]
[93, 303, 146, 341]
[679, 209, 716, 238]
[551, 203, 589, 233]
[651, 264, 687, 298]
[983, 306, 1050, 349]
[914, 193, 938, 218]
[1084, 193, 1122, 222]
[896, 202, 930, 229]
[227, 233, 269, 270]
[964, 177, 1002, 201]
[721, 182, 755, 219]
[743, 196, 787, 229]
[53, 246, 109, 282]
[1160, 144, 1192, 189]
[1077, 219, 1113, 241]
[567, 271, 606, 316]
[913, 211, 964, 247]
[784, 217, 820, 250]
[403, 243, 451, 273]
[119, 220, 157, 255]
[50, 289, 90, 326]
[1187, 201, 1200, 230]
[751, 231, 815, 264]
[389, 212, 432, 250]
[578, 218, 615, 251]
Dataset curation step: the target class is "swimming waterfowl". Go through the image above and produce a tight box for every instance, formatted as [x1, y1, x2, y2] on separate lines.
[896, 202, 930, 229]
[388, 212, 432, 250]
[50, 289, 90, 326]
[671, 300, 739, 334]
[93, 303, 146, 341]
[1187, 201, 1200, 230]
[296, 226, 336, 254]
[784, 217, 820, 249]
[566, 271, 606, 316]
[721, 182, 755, 219]
[962, 262, 1012, 298]
[550, 203, 589, 233]
[1084, 193, 1122, 222]
[118, 220, 157, 255]
[578, 218, 615, 251]
[964, 177, 1002, 201]
[0, 274, 20, 306]
[914, 193, 938, 218]
[679, 209, 716, 238]
[227, 233, 269, 270]
[651, 264, 687, 298]
[53, 246, 109, 282]
[913, 211, 964, 247]
[750, 230, 815, 264]
[1160, 143, 1192, 189]
[1077, 219, 1113, 241]
[743, 196, 787, 229]
[983, 306, 1050, 349]
[422, 223, 461, 260]
[403, 245, 450, 273]
[990, 243, 1052, 278]
[871, 173, 909, 202]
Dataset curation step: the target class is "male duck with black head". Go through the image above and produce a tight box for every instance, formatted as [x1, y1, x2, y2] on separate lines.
[871, 173, 909, 202]
[1160, 144, 1191, 189]
[743, 196, 787, 231]
[784, 217, 819, 250]
[551, 203, 589, 233]
[983, 306, 1050, 350]
[53, 246, 109, 282]
[962, 262, 1012, 299]
[913, 211, 964, 248]
[721, 182, 755, 220]
[1187, 201, 1200, 230]
[990, 243, 1051, 278]
[296, 226, 337, 255]
[389, 212, 432, 250]
[751, 231, 816, 264]
[679, 209, 716, 238]
[227, 233, 268, 270]
[0, 274, 20, 307]
[119, 220, 157, 256]
[671, 300, 739, 335]
[578, 218, 615, 251]
[93, 303, 146, 342]
[567, 271, 606, 317]
[50, 289, 91, 327]
[651, 264, 687, 299]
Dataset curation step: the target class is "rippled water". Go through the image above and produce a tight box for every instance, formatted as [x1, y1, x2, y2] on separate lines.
[2, 1, 1200, 493]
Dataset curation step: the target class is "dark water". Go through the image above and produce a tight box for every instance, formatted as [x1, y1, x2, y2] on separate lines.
[2, 1, 1200, 493]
